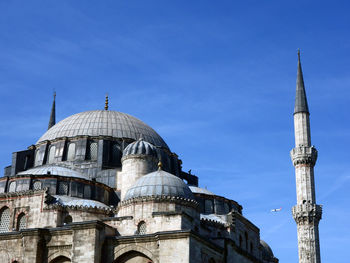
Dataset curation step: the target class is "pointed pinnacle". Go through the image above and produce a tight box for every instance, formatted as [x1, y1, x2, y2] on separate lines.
[48, 92, 56, 130]
[294, 50, 309, 114]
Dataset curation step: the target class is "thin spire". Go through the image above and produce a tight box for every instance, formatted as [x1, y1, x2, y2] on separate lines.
[48, 92, 56, 130]
[105, 94, 109, 110]
[294, 49, 309, 114]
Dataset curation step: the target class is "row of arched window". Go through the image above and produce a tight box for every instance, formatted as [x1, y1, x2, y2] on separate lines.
[0, 207, 26, 233]
[239, 231, 254, 253]
[35, 141, 99, 166]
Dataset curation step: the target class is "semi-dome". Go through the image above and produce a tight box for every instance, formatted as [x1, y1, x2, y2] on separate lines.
[17, 165, 87, 179]
[37, 110, 169, 149]
[123, 138, 158, 157]
[124, 169, 194, 201]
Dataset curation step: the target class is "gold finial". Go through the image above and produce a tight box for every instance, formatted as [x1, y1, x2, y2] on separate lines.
[105, 94, 109, 110]
[158, 160, 163, 170]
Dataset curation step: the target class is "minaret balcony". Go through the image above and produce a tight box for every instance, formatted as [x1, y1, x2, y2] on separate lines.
[292, 203, 322, 224]
[290, 146, 318, 166]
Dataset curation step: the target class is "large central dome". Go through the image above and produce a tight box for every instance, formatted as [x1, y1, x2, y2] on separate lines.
[37, 110, 168, 149]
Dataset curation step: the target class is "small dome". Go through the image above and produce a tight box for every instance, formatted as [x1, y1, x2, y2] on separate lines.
[37, 110, 169, 149]
[260, 240, 275, 260]
[17, 165, 87, 179]
[123, 138, 158, 157]
[124, 170, 194, 201]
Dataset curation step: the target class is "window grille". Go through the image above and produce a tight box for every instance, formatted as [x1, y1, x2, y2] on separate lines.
[137, 221, 146, 235]
[8, 182, 16, 192]
[0, 207, 10, 233]
[33, 180, 42, 191]
[48, 146, 56, 164]
[58, 181, 69, 195]
[89, 142, 98, 160]
[17, 213, 26, 230]
[67, 143, 76, 161]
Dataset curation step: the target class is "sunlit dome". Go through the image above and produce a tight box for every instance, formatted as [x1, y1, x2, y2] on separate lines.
[37, 110, 169, 149]
[124, 169, 194, 201]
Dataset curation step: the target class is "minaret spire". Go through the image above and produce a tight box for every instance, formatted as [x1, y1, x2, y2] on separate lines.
[291, 51, 322, 263]
[295, 49, 309, 114]
[48, 92, 56, 130]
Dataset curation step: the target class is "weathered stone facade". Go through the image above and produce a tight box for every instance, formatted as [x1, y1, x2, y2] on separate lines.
[0, 96, 280, 262]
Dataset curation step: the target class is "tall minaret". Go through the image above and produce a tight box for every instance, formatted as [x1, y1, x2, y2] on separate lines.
[291, 50, 322, 263]
[48, 92, 56, 130]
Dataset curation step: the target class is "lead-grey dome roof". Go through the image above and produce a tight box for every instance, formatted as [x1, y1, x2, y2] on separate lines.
[123, 138, 158, 157]
[17, 165, 87, 179]
[260, 240, 274, 259]
[37, 110, 169, 149]
[124, 170, 194, 201]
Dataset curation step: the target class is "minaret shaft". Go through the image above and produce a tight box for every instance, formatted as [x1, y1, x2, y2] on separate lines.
[294, 113, 311, 147]
[291, 51, 322, 263]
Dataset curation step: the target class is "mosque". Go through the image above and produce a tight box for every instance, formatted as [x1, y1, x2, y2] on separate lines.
[0, 54, 321, 263]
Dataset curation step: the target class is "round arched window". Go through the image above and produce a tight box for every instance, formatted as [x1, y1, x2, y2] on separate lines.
[137, 221, 146, 235]
[48, 146, 56, 164]
[0, 207, 10, 233]
[67, 143, 76, 161]
[17, 213, 26, 230]
[8, 181, 16, 192]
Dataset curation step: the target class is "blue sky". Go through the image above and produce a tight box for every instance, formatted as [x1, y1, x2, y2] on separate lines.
[0, 1, 349, 262]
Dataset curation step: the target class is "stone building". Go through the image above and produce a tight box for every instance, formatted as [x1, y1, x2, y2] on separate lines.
[0, 64, 317, 263]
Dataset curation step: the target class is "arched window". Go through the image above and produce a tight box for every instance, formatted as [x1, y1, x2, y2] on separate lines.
[33, 180, 42, 191]
[250, 242, 253, 253]
[137, 221, 146, 235]
[63, 215, 72, 225]
[17, 213, 26, 230]
[8, 181, 16, 192]
[86, 142, 98, 160]
[204, 199, 214, 214]
[0, 207, 10, 233]
[58, 181, 69, 195]
[244, 231, 248, 250]
[35, 150, 41, 166]
[239, 235, 243, 248]
[67, 143, 76, 161]
[48, 146, 56, 164]
[110, 143, 121, 166]
[83, 185, 91, 199]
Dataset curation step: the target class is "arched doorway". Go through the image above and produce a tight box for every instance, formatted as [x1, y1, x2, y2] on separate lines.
[49, 256, 71, 263]
[115, 251, 153, 263]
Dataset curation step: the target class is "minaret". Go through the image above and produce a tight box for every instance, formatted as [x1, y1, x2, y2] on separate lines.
[291, 50, 322, 263]
[48, 92, 56, 130]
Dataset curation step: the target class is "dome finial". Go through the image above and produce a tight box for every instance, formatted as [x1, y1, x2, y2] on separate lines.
[105, 94, 109, 110]
[158, 160, 163, 170]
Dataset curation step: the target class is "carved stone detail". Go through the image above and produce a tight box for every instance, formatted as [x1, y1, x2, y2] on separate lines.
[290, 146, 318, 166]
[292, 204, 322, 225]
